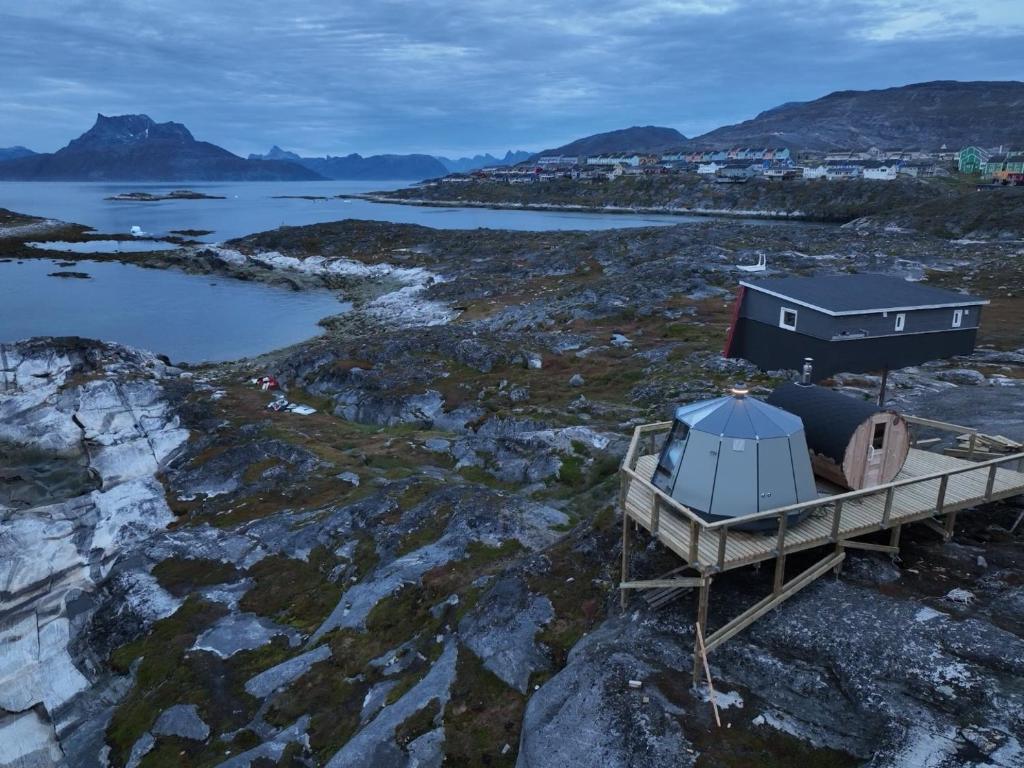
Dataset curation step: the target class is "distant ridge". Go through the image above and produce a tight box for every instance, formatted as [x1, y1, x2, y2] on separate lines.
[0, 114, 322, 181]
[690, 80, 1024, 150]
[249, 146, 447, 180]
[534, 126, 688, 158]
[0, 146, 37, 162]
[529, 81, 1024, 157]
[436, 150, 532, 173]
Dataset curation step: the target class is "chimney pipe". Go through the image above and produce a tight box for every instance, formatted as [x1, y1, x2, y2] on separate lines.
[800, 357, 813, 386]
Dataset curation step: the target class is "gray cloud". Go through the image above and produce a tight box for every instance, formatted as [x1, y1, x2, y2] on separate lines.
[0, 1, 1021, 155]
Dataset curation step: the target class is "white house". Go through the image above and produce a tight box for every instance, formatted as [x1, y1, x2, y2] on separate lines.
[801, 165, 828, 179]
[536, 155, 578, 167]
[862, 164, 899, 181]
[697, 161, 722, 175]
[587, 154, 642, 167]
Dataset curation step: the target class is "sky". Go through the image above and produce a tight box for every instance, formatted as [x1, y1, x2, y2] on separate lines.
[1, 1, 1023, 158]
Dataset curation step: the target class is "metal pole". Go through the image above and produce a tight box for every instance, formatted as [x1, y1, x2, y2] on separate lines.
[878, 367, 889, 407]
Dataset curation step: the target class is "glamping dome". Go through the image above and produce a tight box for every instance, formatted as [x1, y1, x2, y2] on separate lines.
[767, 383, 909, 490]
[651, 385, 818, 531]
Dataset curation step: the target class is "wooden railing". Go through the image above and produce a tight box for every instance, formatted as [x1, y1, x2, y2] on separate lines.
[904, 414, 977, 459]
[621, 420, 1024, 572]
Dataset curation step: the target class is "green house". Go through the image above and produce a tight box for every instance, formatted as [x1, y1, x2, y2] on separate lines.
[957, 146, 989, 175]
[982, 154, 1024, 179]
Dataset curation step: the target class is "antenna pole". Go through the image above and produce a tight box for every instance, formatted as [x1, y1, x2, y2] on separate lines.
[878, 367, 889, 407]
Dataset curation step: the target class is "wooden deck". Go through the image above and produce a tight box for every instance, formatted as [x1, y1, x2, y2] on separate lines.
[624, 448, 1024, 573]
[618, 418, 1024, 682]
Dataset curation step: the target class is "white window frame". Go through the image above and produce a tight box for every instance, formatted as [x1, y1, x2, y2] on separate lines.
[894, 313, 906, 332]
[952, 309, 963, 328]
[779, 306, 798, 331]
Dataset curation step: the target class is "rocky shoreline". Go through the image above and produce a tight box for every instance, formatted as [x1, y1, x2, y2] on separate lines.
[2, 209, 1024, 767]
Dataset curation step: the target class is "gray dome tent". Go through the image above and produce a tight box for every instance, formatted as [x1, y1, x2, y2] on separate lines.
[651, 387, 818, 531]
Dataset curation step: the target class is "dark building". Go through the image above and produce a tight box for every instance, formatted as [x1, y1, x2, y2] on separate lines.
[724, 275, 987, 378]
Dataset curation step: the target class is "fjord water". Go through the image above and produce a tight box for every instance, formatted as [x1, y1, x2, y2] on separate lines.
[0, 259, 349, 363]
[0, 180, 718, 241]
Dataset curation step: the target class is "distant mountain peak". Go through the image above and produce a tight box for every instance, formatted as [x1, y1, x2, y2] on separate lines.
[0, 114, 322, 181]
[69, 113, 195, 151]
[249, 145, 302, 162]
[435, 150, 532, 173]
[536, 126, 688, 158]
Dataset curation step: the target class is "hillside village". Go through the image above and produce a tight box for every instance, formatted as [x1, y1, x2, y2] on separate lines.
[438, 145, 1024, 186]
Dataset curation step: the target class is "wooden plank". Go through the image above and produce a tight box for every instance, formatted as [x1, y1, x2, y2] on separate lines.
[705, 552, 844, 654]
[840, 540, 900, 554]
[621, 578, 706, 590]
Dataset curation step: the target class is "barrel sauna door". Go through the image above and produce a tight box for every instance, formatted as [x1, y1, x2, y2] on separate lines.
[862, 414, 891, 487]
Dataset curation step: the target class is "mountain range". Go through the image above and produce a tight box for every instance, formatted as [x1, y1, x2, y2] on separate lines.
[436, 151, 532, 173]
[248, 146, 447, 180]
[539, 81, 1024, 156]
[0, 115, 320, 181]
[536, 126, 688, 158]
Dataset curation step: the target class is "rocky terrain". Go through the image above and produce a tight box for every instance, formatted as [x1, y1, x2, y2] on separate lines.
[3, 211, 1024, 767]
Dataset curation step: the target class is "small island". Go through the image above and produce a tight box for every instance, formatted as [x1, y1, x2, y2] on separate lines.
[106, 189, 226, 202]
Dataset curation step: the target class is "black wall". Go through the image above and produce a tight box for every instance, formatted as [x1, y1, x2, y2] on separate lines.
[729, 319, 979, 378]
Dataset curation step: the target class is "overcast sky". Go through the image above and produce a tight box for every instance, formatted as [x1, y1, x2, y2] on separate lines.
[1, 1, 1022, 157]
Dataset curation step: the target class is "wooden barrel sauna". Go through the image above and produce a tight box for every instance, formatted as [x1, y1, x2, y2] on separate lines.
[767, 383, 910, 490]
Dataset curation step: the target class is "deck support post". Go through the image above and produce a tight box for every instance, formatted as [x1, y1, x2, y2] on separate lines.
[692, 579, 711, 686]
[944, 510, 958, 539]
[889, 524, 902, 550]
[620, 488, 630, 611]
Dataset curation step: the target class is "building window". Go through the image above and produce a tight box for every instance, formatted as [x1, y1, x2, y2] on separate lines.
[779, 307, 798, 331]
[952, 309, 963, 328]
[872, 422, 886, 450]
[894, 313, 906, 332]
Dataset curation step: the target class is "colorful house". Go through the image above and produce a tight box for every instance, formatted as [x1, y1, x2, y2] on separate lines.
[957, 146, 990, 175]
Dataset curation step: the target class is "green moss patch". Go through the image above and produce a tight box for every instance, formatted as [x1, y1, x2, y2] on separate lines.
[151, 557, 244, 598]
[239, 548, 343, 634]
[443, 652, 524, 767]
[106, 597, 255, 767]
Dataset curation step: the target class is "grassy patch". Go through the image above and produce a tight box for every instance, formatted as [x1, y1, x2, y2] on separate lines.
[106, 597, 247, 767]
[239, 548, 343, 634]
[151, 557, 243, 598]
[443, 652, 524, 767]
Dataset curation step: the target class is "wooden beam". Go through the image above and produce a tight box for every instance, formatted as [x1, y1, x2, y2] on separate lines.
[889, 524, 902, 549]
[694, 622, 721, 726]
[620, 578, 707, 590]
[692, 579, 711, 684]
[620, 486, 631, 610]
[921, 517, 949, 540]
[840, 540, 900, 554]
[705, 552, 844, 654]
[688, 520, 699, 564]
[985, 464, 997, 500]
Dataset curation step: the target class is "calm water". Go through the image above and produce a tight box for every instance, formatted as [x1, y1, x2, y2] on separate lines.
[0, 259, 349, 363]
[0, 180, 770, 242]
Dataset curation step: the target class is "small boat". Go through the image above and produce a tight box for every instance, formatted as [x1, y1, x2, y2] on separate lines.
[130, 225, 145, 237]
